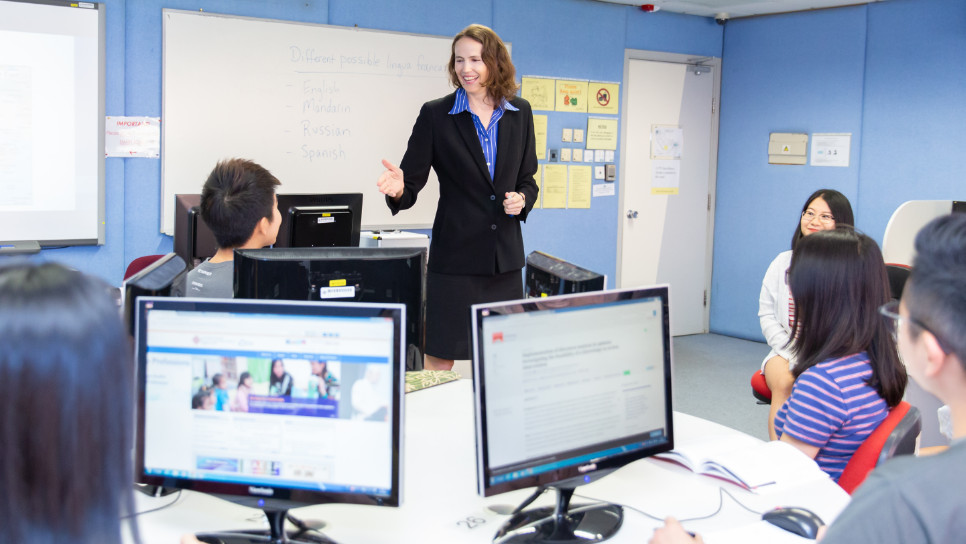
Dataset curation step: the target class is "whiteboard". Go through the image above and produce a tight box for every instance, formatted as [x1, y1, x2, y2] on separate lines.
[161, 10, 454, 235]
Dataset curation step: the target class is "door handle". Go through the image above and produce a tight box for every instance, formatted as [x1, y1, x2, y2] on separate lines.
[626, 210, 639, 219]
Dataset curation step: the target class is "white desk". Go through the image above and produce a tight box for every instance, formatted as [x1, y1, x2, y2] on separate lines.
[131, 380, 849, 543]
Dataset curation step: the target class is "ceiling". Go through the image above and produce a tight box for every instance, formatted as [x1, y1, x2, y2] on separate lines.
[597, 0, 886, 19]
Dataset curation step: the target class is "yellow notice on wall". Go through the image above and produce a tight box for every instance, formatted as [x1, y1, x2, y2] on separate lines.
[555, 80, 588, 113]
[542, 164, 568, 208]
[533, 164, 542, 209]
[522, 77, 556, 111]
[586, 117, 618, 150]
[568, 165, 592, 209]
[533, 114, 548, 160]
[587, 82, 619, 115]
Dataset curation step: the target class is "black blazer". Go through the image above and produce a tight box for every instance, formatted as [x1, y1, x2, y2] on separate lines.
[387, 92, 539, 275]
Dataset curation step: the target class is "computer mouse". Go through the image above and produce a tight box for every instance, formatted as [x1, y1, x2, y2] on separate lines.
[762, 506, 825, 539]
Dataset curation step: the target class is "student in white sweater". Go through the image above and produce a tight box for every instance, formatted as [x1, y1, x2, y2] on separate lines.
[758, 189, 854, 439]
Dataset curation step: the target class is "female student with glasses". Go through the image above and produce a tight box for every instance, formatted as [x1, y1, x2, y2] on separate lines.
[758, 189, 855, 439]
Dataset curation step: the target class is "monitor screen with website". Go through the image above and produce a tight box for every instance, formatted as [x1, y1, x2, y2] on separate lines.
[471, 285, 674, 544]
[134, 297, 404, 543]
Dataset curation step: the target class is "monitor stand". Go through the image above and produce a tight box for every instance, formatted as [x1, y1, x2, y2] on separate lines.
[493, 486, 623, 543]
[195, 508, 336, 544]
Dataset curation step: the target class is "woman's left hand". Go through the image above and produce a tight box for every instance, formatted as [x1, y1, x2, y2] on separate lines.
[503, 192, 525, 216]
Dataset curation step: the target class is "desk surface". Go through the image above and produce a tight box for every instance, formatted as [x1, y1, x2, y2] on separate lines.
[131, 379, 849, 543]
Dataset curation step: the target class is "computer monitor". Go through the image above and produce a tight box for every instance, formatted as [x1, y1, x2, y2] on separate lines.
[471, 285, 674, 543]
[173, 194, 218, 269]
[134, 297, 405, 543]
[173, 193, 364, 270]
[233, 247, 426, 371]
[276, 193, 363, 249]
[525, 251, 606, 298]
[121, 253, 187, 338]
[953, 201, 966, 214]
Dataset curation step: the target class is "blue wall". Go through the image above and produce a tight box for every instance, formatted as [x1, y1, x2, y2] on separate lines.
[710, 0, 966, 340]
[8, 0, 720, 288]
[9, 0, 964, 347]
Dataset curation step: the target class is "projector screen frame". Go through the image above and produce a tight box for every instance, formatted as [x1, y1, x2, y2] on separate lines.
[0, 0, 106, 253]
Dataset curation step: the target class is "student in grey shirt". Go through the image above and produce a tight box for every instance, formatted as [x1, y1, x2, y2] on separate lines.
[177, 159, 281, 298]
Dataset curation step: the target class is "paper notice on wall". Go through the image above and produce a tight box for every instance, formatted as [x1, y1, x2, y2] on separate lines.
[651, 125, 682, 160]
[810, 133, 851, 167]
[651, 160, 680, 195]
[106, 116, 161, 158]
[568, 165, 592, 209]
[534, 114, 548, 160]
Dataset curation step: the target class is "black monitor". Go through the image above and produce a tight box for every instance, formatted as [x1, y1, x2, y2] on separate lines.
[953, 201, 966, 214]
[276, 193, 363, 249]
[525, 251, 606, 298]
[173, 194, 218, 269]
[134, 296, 405, 543]
[471, 285, 674, 543]
[173, 193, 364, 270]
[121, 253, 187, 338]
[234, 247, 426, 371]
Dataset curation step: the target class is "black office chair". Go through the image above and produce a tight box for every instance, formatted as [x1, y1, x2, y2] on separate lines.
[886, 263, 911, 301]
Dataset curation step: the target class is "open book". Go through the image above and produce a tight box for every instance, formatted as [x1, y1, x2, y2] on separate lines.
[652, 439, 828, 492]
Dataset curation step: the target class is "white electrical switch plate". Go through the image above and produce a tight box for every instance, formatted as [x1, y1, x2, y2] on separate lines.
[594, 166, 605, 180]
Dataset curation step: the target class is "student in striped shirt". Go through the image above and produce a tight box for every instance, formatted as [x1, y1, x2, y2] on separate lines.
[774, 227, 907, 481]
[758, 189, 854, 440]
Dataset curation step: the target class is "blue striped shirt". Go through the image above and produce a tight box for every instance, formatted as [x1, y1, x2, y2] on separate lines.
[775, 352, 889, 482]
[448, 87, 518, 181]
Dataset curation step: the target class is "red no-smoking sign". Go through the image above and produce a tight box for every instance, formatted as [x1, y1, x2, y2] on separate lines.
[596, 88, 610, 106]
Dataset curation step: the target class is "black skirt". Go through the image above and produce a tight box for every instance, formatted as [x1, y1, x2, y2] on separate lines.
[425, 269, 523, 360]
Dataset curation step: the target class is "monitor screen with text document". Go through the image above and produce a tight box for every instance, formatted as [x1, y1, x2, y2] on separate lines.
[473, 285, 674, 498]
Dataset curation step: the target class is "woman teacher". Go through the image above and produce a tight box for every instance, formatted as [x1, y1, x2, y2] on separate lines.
[377, 24, 538, 370]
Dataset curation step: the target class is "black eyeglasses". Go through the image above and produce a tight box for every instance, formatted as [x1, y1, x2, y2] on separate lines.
[879, 300, 949, 354]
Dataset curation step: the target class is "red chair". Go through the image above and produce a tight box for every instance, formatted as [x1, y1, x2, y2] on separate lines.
[838, 401, 921, 494]
[751, 370, 771, 404]
[124, 255, 166, 281]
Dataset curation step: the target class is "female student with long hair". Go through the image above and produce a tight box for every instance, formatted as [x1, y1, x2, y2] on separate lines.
[775, 228, 907, 480]
[0, 262, 139, 543]
[759, 189, 855, 439]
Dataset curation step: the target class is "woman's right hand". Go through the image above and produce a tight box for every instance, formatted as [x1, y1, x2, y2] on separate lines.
[377, 159, 405, 201]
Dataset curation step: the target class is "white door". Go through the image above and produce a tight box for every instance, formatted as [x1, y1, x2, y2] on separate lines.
[618, 53, 719, 336]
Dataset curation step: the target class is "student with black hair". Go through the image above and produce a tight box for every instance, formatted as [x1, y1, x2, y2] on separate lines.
[178, 158, 282, 298]
[0, 262, 140, 543]
[652, 215, 966, 544]
[774, 227, 907, 480]
[758, 189, 855, 439]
